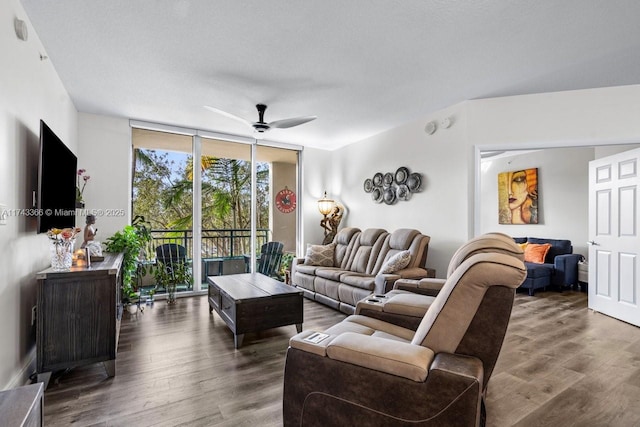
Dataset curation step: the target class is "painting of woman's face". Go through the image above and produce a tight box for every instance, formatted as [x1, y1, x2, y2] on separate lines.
[498, 168, 538, 224]
[508, 170, 528, 210]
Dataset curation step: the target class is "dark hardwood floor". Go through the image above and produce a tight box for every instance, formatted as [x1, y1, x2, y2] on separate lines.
[42, 290, 640, 426]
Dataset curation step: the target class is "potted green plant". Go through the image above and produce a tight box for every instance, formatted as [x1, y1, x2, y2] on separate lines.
[104, 216, 153, 305]
[153, 259, 191, 304]
[279, 252, 295, 283]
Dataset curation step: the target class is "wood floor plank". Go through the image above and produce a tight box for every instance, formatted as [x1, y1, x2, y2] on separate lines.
[40, 290, 640, 426]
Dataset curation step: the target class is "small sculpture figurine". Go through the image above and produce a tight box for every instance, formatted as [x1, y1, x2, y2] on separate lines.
[81, 214, 103, 257]
[321, 205, 344, 245]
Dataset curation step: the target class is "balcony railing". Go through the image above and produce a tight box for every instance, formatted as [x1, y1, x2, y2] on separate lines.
[136, 228, 271, 296]
[148, 228, 270, 260]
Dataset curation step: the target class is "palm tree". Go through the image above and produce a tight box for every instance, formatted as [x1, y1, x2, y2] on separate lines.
[133, 149, 270, 256]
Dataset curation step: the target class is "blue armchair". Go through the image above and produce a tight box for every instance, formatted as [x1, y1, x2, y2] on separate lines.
[514, 237, 583, 296]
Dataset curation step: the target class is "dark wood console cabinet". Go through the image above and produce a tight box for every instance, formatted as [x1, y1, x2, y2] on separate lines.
[36, 252, 124, 388]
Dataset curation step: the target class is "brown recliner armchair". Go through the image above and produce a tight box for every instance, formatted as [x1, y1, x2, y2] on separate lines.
[357, 232, 525, 331]
[283, 235, 526, 426]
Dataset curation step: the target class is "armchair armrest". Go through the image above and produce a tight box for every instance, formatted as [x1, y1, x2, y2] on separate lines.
[289, 330, 338, 356]
[326, 332, 435, 381]
[290, 257, 305, 278]
[374, 267, 435, 293]
[394, 277, 446, 296]
[554, 253, 583, 286]
[355, 293, 428, 330]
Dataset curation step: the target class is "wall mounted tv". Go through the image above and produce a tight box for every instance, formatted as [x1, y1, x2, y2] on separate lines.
[37, 120, 77, 233]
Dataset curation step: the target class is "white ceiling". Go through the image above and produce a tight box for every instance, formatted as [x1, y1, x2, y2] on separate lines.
[19, 0, 640, 150]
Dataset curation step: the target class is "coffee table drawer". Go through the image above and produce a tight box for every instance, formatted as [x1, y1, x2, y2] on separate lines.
[208, 284, 221, 311]
[236, 296, 302, 334]
[219, 292, 237, 330]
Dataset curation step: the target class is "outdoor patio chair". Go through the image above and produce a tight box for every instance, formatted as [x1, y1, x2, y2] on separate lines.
[257, 241, 284, 279]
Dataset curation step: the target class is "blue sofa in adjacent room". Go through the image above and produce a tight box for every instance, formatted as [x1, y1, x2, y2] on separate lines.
[513, 237, 583, 296]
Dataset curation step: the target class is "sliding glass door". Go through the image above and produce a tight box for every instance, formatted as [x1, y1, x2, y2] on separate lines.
[131, 124, 300, 296]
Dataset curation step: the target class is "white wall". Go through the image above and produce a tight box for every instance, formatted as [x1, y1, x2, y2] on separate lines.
[0, 0, 78, 389]
[324, 85, 640, 277]
[329, 103, 469, 277]
[77, 113, 131, 240]
[300, 147, 333, 254]
[480, 147, 594, 258]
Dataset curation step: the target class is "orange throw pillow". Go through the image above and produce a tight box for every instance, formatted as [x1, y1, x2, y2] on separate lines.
[524, 243, 551, 264]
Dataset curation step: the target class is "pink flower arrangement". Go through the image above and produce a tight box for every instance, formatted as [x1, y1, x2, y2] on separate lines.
[76, 168, 90, 203]
[47, 227, 82, 242]
[47, 227, 82, 271]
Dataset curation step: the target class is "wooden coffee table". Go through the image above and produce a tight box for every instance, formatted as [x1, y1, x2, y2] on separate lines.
[207, 273, 303, 348]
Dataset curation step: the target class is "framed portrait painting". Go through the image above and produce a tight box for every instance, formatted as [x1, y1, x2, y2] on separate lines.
[498, 168, 538, 224]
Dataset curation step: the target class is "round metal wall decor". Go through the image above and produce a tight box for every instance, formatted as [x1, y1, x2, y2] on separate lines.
[406, 173, 422, 192]
[363, 178, 373, 193]
[383, 173, 394, 187]
[395, 167, 409, 184]
[363, 167, 422, 205]
[371, 187, 383, 203]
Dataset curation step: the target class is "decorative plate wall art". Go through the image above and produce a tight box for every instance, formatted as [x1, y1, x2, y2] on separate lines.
[363, 167, 422, 205]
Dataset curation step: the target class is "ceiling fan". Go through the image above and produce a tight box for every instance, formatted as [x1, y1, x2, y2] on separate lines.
[204, 103, 316, 134]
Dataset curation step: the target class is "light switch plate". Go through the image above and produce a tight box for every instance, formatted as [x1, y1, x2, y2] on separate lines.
[0, 204, 7, 226]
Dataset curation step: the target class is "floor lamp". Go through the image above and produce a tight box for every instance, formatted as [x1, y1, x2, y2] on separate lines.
[318, 192, 342, 245]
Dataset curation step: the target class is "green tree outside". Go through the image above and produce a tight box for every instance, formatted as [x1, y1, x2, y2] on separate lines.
[133, 149, 270, 256]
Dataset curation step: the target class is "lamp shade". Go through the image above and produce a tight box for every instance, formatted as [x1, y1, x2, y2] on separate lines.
[317, 191, 335, 215]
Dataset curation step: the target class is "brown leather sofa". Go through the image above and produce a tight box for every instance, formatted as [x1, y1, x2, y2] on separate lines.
[283, 233, 526, 426]
[291, 227, 433, 314]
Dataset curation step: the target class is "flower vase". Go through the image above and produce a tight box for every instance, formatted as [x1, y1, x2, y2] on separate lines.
[50, 239, 75, 271]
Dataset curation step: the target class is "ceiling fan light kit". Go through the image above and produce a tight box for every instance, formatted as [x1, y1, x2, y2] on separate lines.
[204, 103, 316, 135]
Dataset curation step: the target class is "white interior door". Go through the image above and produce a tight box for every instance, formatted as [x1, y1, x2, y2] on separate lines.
[589, 148, 640, 327]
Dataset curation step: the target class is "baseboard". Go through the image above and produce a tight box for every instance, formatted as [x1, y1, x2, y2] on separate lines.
[4, 347, 36, 390]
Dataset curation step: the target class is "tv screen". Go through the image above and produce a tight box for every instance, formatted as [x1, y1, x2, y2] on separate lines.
[37, 120, 77, 233]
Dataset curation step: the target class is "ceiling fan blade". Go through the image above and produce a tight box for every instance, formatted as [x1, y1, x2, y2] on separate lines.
[204, 106, 253, 128]
[268, 116, 317, 129]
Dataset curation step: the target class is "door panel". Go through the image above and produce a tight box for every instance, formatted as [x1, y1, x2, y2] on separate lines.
[618, 252, 636, 304]
[589, 148, 640, 327]
[595, 250, 611, 297]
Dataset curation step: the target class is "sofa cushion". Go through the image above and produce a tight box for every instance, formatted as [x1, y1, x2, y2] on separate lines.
[326, 332, 433, 382]
[315, 267, 349, 281]
[341, 273, 376, 290]
[524, 263, 553, 278]
[338, 284, 372, 308]
[295, 264, 321, 275]
[378, 228, 430, 271]
[525, 237, 572, 263]
[347, 228, 388, 274]
[333, 227, 361, 268]
[380, 250, 411, 274]
[304, 243, 336, 266]
[524, 243, 551, 264]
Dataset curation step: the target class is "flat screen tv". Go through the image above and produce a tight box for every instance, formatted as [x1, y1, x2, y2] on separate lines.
[37, 120, 77, 233]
